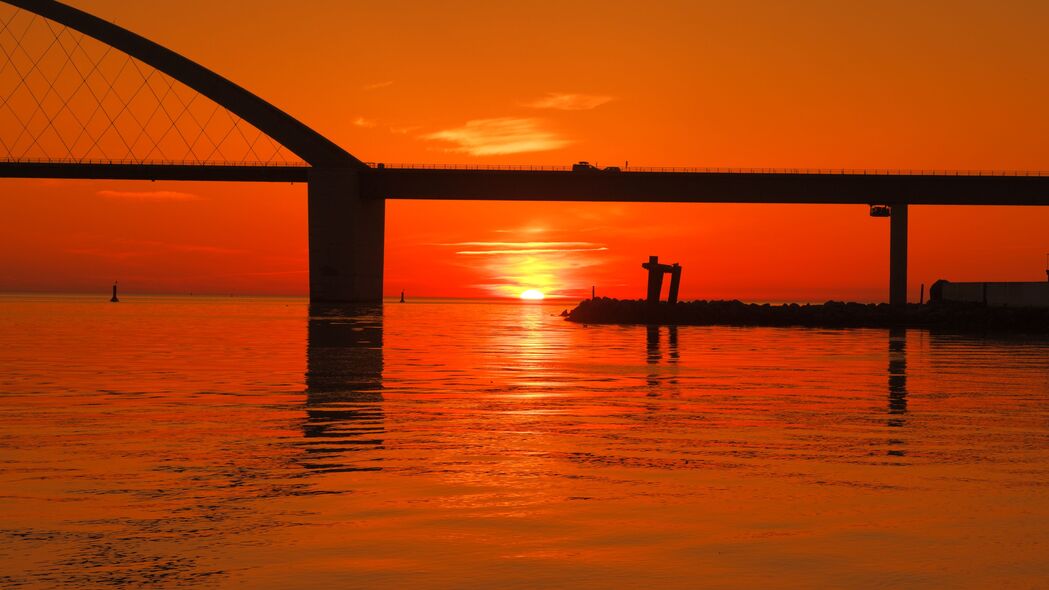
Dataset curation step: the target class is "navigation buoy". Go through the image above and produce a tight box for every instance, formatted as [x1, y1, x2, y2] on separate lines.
[110, 281, 119, 303]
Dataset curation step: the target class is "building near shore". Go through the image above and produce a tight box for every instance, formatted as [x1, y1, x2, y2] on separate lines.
[931, 272, 1049, 308]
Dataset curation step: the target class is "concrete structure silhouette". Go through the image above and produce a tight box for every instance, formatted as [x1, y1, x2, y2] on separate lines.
[3, 1, 1049, 305]
[931, 278, 1049, 308]
[641, 256, 682, 304]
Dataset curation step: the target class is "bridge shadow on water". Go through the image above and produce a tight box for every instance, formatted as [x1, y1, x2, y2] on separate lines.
[302, 304, 385, 474]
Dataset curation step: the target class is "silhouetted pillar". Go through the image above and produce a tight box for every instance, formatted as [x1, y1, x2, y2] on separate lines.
[890, 203, 908, 307]
[642, 256, 665, 303]
[308, 167, 385, 303]
[667, 264, 682, 304]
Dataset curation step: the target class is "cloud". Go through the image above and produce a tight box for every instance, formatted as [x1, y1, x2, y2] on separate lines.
[363, 80, 394, 91]
[353, 116, 377, 128]
[67, 238, 245, 259]
[233, 270, 308, 277]
[494, 226, 546, 234]
[449, 241, 601, 248]
[458, 247, 608, 255]
[390, 125, 421, 135]
[444, 241, 607, 255]
[422, 118, 571, 156]
[163, 243, 246, 255]
[64, 247, 146, 260]
[117, 238, 245, 256]
[97, 190, 200, 201]
[523, 93, 613, 111]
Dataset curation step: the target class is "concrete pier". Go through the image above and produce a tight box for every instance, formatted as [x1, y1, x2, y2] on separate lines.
[668, 264, 682, 304]
[642, 256, 667, 303]
[890, 204, 908, 307]
[308, 168, 385, 303]
[642, 256, 683, 304]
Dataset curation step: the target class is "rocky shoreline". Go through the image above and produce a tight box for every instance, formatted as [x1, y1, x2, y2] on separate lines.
[564, 297, 1049, 333]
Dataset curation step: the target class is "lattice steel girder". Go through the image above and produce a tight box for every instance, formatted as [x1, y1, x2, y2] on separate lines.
[2, 0, 361, 168]
[0, 160, 308, 181]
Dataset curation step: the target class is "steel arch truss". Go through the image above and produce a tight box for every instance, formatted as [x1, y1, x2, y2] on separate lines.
[0, 0, 360, 173]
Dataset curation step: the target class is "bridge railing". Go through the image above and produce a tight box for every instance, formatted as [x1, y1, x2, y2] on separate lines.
[364, 162, 1049, 177]
[365, 163, 573, 171]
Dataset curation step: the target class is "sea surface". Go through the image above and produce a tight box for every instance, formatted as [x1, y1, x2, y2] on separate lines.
[1, 295, 1048, 588]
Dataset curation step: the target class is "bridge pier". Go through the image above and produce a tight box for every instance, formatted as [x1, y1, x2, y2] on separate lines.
[889, 203, 908, 307]
[308, 167, 385, 303]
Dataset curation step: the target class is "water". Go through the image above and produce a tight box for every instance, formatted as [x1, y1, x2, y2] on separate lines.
[1, 295, 1048, 588]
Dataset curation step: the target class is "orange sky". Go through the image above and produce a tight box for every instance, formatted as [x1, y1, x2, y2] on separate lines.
[1, 0, 1048, 301]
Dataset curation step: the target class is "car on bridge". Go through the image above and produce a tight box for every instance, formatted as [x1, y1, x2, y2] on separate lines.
[572, 161, 621, 172]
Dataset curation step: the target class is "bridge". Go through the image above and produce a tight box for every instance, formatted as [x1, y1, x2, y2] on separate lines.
[3, 1, 1048, 305]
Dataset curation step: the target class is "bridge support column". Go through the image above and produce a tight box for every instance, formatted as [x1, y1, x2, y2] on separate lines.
[889, 203, 908, 307]
[308, 167, 385, 303]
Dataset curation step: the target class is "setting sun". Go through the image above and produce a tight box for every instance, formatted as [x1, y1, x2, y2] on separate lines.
[520, 289, 545, 300]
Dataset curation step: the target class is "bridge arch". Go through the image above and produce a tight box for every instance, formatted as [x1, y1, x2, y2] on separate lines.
[3, 0, 381, 303]
[4, 0, 362, 168]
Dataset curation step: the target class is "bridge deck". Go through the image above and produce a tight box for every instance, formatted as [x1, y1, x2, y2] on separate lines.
[3, 161, 1049, 205]
[0, 161, 309, 183]
[364, 168, 1049, 205]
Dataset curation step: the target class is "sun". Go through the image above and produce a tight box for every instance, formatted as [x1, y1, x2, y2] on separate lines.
[520, 289, 545, 301]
